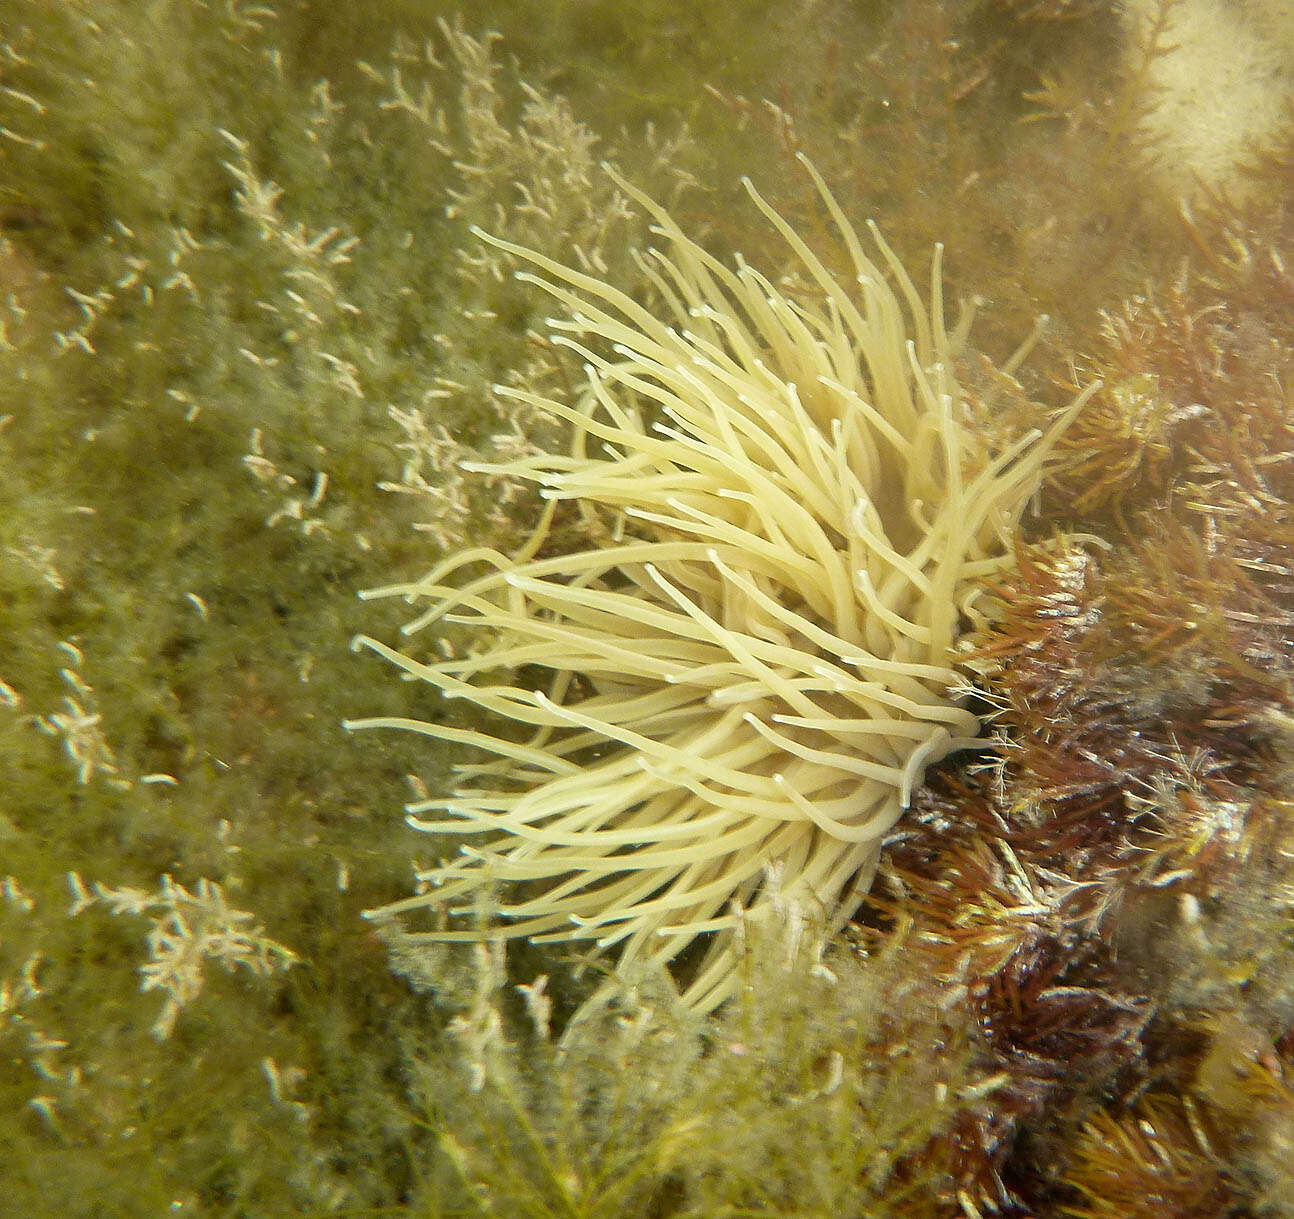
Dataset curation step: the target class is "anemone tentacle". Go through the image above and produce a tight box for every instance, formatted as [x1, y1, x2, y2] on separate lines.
[347, 155, 1089, 1012]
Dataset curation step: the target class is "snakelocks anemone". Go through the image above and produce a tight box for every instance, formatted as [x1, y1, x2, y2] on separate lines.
[347, 155, 1091, 1012]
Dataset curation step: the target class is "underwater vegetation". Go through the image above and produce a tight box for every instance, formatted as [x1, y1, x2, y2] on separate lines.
[0, 0, 1290, 1215]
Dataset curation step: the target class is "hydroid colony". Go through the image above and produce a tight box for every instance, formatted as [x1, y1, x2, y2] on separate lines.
[347, 156, 1088, 1011]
